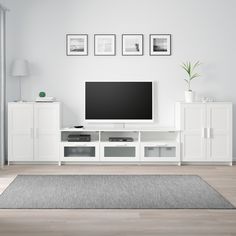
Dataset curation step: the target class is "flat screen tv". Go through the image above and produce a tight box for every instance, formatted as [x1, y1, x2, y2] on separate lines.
[85, 81, 153, 122]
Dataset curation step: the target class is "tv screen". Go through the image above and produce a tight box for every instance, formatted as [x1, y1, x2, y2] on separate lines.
[85, 81, 153, 121]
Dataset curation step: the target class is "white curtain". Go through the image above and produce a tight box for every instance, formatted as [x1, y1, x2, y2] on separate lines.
[0, 5, 7, 168]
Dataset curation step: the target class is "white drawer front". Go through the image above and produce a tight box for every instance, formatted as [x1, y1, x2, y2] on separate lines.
[141, 143, 180, 162]
[60, 142, 99, 162]
[100, 142, 139, 162]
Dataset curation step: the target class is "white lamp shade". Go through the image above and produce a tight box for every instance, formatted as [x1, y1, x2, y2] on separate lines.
[11, 59, 29, 76]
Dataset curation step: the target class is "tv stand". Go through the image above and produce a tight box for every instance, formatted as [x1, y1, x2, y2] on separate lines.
[60, 127, 181, 165]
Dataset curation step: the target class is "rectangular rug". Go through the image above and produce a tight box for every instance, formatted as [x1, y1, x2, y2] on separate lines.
[0, 175, 234, 209]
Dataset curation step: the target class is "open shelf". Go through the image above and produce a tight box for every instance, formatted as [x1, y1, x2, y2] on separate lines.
[61, 131, 99, 142]
[100, 131, 139, 142]
[140, 131, 178, 142]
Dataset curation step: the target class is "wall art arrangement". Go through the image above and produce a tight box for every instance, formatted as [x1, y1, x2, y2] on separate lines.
[149, 34, 171, 56]
[66, 34, 171, 56]
[66, 34, 88, 56]
[94, 34, 116, 56]
[122, 34, 143, 56]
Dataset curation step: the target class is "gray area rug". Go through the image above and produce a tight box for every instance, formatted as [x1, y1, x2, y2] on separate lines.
[0, 175, 234, 209]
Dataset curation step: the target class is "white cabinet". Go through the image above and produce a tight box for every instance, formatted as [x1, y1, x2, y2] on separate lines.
[60, 131, 100, 163]
[8, 102, 60, 163]
[59, 129, 181, 165]
[100, 131, 140, 162]
[176, 102, 232, 164]
[140, 131, 180, 164]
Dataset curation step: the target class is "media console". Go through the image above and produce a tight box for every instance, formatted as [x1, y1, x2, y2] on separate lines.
[8, 102, 232, 165]
[60, 127, 181, 165]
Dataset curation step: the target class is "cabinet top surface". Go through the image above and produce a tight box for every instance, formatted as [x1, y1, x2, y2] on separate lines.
[61, 127, 180, 132]
[8, 101, 60, 104]
[176, 101, 232, 104]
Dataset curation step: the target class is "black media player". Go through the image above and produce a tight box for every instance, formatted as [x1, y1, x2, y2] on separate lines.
[108, 137, 134, 142]
[67, 134, 91, 142]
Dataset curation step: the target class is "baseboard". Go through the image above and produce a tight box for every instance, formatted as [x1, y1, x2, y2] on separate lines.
[181, 162, 233, 166]
[5, 161, 236, 166]
[59, 161, 180, 166]
[8, 161, 58, 165]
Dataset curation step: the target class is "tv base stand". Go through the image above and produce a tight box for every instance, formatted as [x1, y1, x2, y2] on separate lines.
[113, 123, 126, 129]
[60, 127, 181, 165]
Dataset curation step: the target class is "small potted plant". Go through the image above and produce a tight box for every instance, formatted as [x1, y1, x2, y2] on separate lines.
[181, 61, 201, 103]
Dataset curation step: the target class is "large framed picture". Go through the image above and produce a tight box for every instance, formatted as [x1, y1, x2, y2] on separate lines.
[149, 34, 171, 56]
[66, 34, 88, 56]
[122, 34, 143, 56]
[94, 34, 116, 56]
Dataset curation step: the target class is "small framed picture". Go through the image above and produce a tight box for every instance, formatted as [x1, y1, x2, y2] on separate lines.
[66, 34, 88, 56]
[122, 34, 143, 56]
[94, 34, 116, 56]
[150, 34, 171, 56]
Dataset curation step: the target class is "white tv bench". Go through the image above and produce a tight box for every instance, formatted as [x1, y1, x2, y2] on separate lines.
[60, 127, 181, 165]
[8, 102, 232, 165]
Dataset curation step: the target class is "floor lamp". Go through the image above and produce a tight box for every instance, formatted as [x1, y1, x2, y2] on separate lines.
[11, 59, 29, 102]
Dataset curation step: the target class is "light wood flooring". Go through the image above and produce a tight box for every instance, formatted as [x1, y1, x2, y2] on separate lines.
[0, 164, 236, 236]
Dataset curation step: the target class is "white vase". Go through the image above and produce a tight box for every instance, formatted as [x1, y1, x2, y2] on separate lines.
[185, 91, 195, 103]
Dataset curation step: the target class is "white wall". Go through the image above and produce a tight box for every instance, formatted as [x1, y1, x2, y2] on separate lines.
[1, 0, 236, 157]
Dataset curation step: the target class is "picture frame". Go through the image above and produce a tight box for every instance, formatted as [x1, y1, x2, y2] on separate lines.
[122, 34, 143, 56]
[66, 34, 88, 56]
[149, 34, 171, 56]
[94, 34, 116, 56]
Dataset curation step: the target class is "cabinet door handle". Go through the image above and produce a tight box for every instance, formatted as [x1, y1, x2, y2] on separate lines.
[35, 128, 39, 139]
[207, 128, 211, 139]
[201, 128, 206, 138]
[30, 128, 34, 139]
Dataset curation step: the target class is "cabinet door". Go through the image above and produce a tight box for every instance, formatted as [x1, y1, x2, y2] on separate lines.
[61, 142, 99, 162]
[206, 104, 232, 162]
[141, 142, 180, 162]
[180, 104, 207, 161]
[8, 104, 34, 161]
[34, 103, 60, 161]
[100, 142, 139, 162]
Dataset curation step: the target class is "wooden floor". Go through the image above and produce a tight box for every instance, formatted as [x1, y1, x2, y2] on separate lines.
[0, 164, 236, 236]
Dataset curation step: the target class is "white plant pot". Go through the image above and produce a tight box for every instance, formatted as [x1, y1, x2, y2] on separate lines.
[185, 91, 195, 103]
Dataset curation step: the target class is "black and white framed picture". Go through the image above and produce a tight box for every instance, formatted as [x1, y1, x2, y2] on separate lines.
[122, 34, 143, 56]
[149, 34, 171, 56]
[94, 34, 116, 56]
[66, 34, 88, 56]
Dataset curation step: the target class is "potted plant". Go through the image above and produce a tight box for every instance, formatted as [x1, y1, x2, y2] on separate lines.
[181, 61, 201, 103]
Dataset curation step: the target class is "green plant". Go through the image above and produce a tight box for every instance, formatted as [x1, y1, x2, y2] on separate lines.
[181, 61, 201, 91]
[39, 91, 46, 97]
